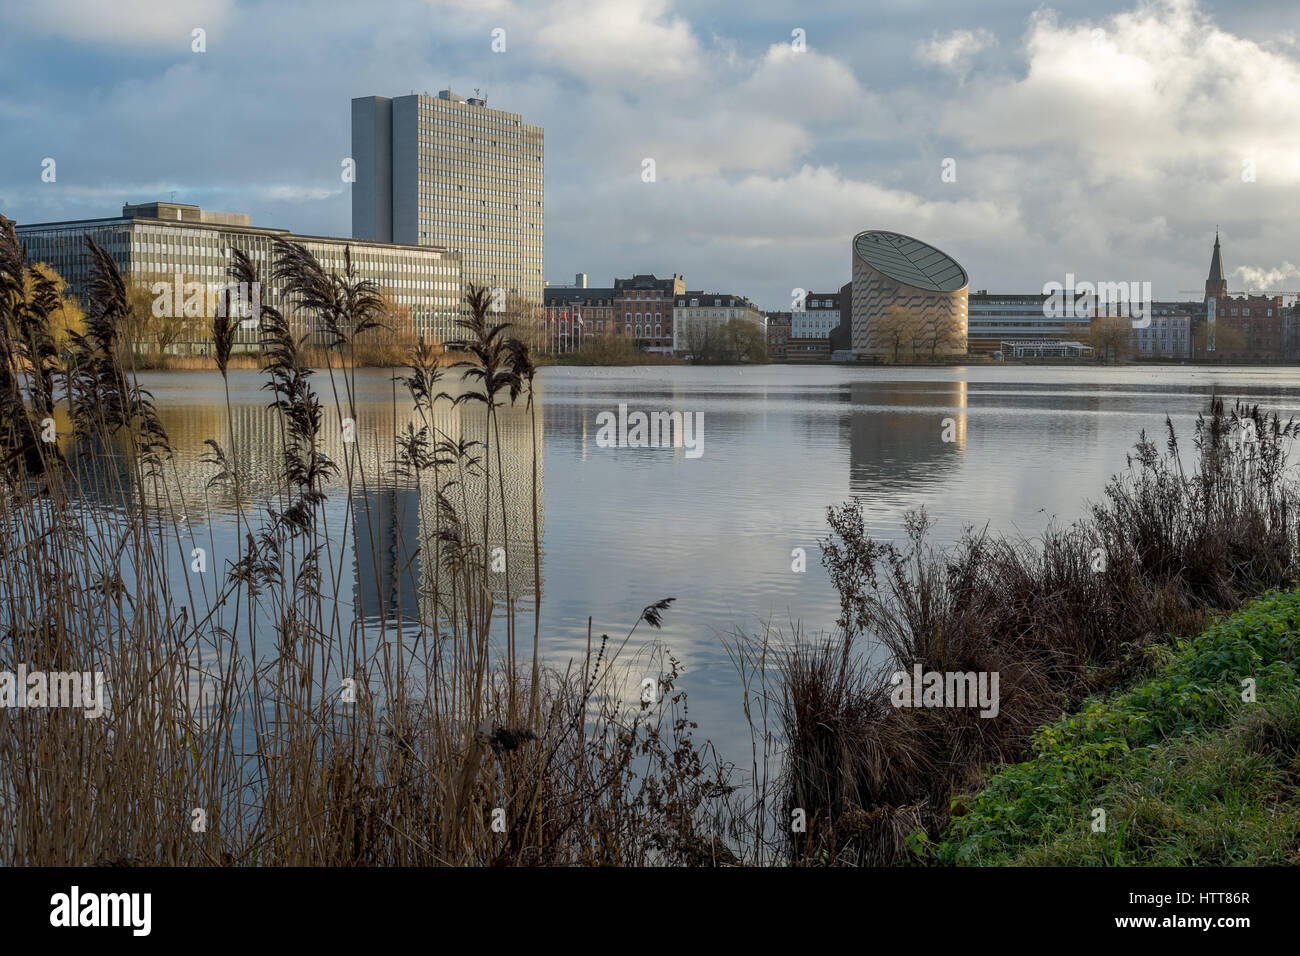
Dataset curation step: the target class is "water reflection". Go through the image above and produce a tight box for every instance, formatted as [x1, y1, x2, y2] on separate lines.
[843, 380, 966, 494]
[73, 364, 1300, 766]
[55, 373, 545, 633]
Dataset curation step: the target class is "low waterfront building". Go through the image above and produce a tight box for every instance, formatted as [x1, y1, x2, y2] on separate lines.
[17, 201, 462, 350]
[1000, 340, 1094, 359]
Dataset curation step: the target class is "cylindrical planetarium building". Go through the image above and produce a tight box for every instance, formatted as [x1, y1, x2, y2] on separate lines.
[850, 231, 968, 359]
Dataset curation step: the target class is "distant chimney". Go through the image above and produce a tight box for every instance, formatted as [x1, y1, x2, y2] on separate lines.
[576, 273, 587, 288]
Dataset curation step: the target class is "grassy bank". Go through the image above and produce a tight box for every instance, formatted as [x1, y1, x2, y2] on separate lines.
[932, 590, 1300, 865]
[781, 399, 1300, 865]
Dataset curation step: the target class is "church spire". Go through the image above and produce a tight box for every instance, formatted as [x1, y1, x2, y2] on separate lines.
[1205, 231, 1227, 302]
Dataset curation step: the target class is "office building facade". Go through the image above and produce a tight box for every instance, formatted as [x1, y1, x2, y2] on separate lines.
[352, 90, 543, 344]
[17, 201, 461, 350]
[966, 292, 1095, 353]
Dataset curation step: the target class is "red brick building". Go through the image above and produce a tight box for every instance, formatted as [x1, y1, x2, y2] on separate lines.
[614, 274, 685, 354]
[766, 311, 791, 360]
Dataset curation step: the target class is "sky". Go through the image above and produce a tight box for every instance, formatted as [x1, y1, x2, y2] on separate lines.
[2, 0, 1299, 310]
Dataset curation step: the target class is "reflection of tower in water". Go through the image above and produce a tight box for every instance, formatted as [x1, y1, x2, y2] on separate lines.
[353, 485, 422, 624]
[336, 398, 545, 627]
[844, 380, 967, 495]
[125, 385, 543, 629]
[410, 400, 546, 625]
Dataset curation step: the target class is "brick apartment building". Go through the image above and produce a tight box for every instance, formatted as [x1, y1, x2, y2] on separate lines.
[614, 273, 685, 354]
[766, 311, 791, 360]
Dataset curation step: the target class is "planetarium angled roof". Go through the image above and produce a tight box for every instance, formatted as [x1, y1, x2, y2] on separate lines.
[852, 231, 968, 293]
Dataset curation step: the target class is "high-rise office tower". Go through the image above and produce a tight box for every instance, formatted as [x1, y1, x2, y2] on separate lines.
[352, 90, 544, 344]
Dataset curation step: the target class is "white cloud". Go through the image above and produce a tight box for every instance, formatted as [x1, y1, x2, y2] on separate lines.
[1233, 262, 1300, 292]
[533, 0, 703, 87]
[916, 28, 996, 75]
[257, 184, 341, 202]
[2, 0, 236, 46]
[7, 0, 1300, 306]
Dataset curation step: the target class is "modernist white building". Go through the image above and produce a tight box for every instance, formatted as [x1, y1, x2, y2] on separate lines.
[17, 201, 461, 350]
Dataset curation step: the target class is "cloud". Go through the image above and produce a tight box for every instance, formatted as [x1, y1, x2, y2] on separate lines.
[915, 28, 996, 75]
[1233, 262, 1300, 292]
[4, 0, 1300, 308]
[2, 0, 236, 46]
[532, 0, 704, 88]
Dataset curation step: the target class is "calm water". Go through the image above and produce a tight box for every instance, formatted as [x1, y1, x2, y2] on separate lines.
[107, 363, 1300, 763]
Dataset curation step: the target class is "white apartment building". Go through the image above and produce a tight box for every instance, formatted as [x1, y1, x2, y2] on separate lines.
[672, 291, 766, 357]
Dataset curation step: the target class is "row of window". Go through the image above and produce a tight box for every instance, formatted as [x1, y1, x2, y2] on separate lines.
[677, 297, 745, 307]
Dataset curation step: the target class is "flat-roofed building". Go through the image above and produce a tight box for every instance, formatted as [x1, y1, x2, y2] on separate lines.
[1000, 340, 1094, 359]
[352, 90, 543, 345]
[1130, 307, 1192, 360]
[967, 291, 1095, 354]
[17, 201, 461, 351]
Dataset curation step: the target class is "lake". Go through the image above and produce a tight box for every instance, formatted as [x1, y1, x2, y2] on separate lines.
[106, 362, 1300, 765]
